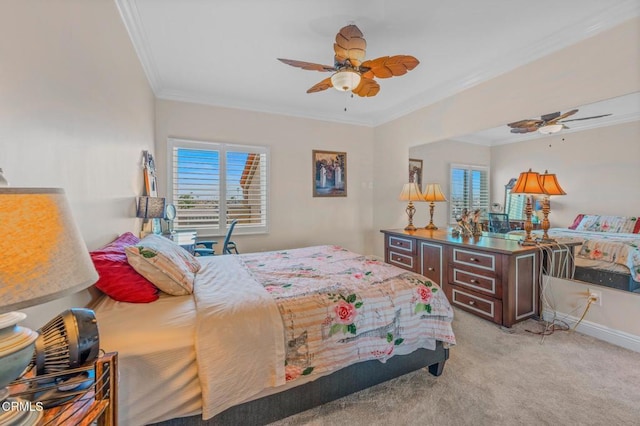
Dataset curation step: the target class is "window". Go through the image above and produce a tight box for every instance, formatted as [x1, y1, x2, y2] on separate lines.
[168, 138, 268, 235]
[449, 164, 489, 223]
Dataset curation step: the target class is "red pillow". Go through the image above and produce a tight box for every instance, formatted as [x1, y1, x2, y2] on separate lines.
[568, 214, 584, 230]
[91, 232, 159, 303]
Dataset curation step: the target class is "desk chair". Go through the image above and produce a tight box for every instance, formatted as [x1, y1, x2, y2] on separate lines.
[488, 213, 511, 234]
[194, 219, 239, 256]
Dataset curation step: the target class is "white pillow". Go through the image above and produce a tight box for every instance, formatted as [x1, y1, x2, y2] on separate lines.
[126, 234, 201, 296]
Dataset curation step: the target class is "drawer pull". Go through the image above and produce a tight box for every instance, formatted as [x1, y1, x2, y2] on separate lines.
[469, 257, 478, 262]
[469, 279, 477, 283]
[468, 300, 476, 306]
[427, 267, 434, 271]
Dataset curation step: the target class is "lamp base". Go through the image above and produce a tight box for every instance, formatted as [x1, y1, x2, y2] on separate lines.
[404, 224, 417, 231]
[425, 223, 438, 230]
[519, 239, 538, 246]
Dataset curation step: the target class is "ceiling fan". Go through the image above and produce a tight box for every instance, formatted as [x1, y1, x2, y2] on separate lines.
[277, 24, 419, 97]
[507, 109, 612, 134]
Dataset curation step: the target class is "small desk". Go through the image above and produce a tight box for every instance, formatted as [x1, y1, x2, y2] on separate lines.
[163, 230, 197, 254]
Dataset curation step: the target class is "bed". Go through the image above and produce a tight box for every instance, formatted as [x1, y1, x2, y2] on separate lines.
[91, 238, 456, 426]
[523, 214, 640, 292]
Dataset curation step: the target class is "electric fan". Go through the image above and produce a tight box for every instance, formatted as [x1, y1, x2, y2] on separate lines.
[33, 308, 100, 375]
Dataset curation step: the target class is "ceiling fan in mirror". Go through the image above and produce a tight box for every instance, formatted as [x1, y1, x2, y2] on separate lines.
[277, 24, 419, 97]
[507, 109, 612, 134]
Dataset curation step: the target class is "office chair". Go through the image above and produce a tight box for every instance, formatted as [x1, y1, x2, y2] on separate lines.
[488, 213, 511, 233]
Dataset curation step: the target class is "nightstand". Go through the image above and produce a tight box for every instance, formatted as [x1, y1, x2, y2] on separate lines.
[9, 352, 118, 426]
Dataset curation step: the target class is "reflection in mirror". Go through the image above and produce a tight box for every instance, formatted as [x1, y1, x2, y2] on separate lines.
[410, 92, 640, 294]
[503, 178, 526, 221]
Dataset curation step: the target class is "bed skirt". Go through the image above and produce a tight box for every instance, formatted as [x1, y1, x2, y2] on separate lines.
[149, 342, 449, 426]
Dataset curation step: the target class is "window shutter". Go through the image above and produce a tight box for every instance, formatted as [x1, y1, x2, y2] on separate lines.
[226, 150, 268, 229]
[169, 139, 269, 235]
[171, 145, 221, 231]
[450, 164, 490, 223]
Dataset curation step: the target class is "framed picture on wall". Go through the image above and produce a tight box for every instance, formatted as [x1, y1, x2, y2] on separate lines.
[409, 158, 423, 188]
[312, 150, 347, 197]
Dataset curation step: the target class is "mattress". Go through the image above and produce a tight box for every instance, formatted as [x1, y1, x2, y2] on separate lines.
[93, 293, 202, 425]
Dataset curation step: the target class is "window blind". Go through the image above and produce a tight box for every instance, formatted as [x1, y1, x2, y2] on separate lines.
[168, 138, 269, 235]
[449, 164, 490, 223]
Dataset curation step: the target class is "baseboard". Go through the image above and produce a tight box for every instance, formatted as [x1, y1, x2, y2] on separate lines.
[542, 308, 640, 353]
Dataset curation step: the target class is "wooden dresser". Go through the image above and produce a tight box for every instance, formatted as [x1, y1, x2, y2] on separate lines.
[382, 229, 553, 327]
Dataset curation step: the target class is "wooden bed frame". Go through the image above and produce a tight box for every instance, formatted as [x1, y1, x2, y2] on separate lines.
[150, 343, 449, 426]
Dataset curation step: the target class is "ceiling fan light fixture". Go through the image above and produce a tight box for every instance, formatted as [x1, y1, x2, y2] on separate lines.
[538, 124, 563, 134]
[331, 70, 361, 92]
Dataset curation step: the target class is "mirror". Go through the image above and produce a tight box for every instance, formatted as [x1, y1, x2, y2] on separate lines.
[164, 203, 176, 233]
[503, 178, 526, 221]
[409, 92, 640, 293]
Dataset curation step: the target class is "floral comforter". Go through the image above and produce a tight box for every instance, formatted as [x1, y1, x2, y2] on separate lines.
[239, 245, 456, 383]
[531, 228, 640, 282]
[192, 245, 455, 420]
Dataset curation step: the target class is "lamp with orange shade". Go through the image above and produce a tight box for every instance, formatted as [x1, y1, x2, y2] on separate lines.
[399, 182, 423, 231]
[539, 171, 567, 242]
[510, 169, 548, 245]
[422, 183, 448, 230]
[0, 188, 98, 424]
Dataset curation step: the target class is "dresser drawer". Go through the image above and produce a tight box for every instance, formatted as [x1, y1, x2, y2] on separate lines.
[386, 249, 417, 272]
[451, 248, 498, 272]
[387, 235, 416, 254]
[449, 267, 501, 298]
[450, 286, 502, 324]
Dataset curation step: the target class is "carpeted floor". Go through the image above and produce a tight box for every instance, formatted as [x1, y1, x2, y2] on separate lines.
[270, 308, 640, 426]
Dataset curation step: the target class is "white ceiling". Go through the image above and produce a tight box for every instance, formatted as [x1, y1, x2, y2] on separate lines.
[116, 0, 640, 127]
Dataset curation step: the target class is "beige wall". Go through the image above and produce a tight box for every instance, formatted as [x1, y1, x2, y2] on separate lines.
[374, 18, 640, 344]
[373, 18, 639, 257]
[491, 120, 640, 227]
[1, 0, 155, 328]
[154, 99, 374, 255]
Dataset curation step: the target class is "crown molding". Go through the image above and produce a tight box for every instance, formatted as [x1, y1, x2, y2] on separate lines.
[117, 0, 639, 127]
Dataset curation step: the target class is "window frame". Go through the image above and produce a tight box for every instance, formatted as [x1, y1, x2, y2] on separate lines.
[167, 137, 270, 237]
[449, 163, 490, 224]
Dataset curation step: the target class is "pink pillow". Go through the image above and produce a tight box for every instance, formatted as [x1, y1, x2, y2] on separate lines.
[568, 214, 584, 230]
[91, 232, 159, 303]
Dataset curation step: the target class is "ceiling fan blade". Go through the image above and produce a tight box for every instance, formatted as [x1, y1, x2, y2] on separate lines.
[352, 77, 380, 97]
[546, 109, 578, 124]
[507, 119, 543, 128]
[334, 24, 366, 67]
[540, 111, 561, 122]
[560, 113, 612, 123]
[306, 77, 333, 94]
[360, 55, 420, 79]
[510, 126, 538, 134]
[277, 58, 335, 72]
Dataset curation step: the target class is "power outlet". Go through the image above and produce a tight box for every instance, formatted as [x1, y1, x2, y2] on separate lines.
[588, 289, 602, 306]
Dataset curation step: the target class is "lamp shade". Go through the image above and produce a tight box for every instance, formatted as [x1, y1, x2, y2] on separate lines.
[399, 182, 423, 201]
[137, 196, 166, 219]
[539, 171, 567, 196]
[423, 183, 448, 202]
[0, 188, 98, 314]
[331, 70, 361, 92]
[511, 169, 547, 194]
